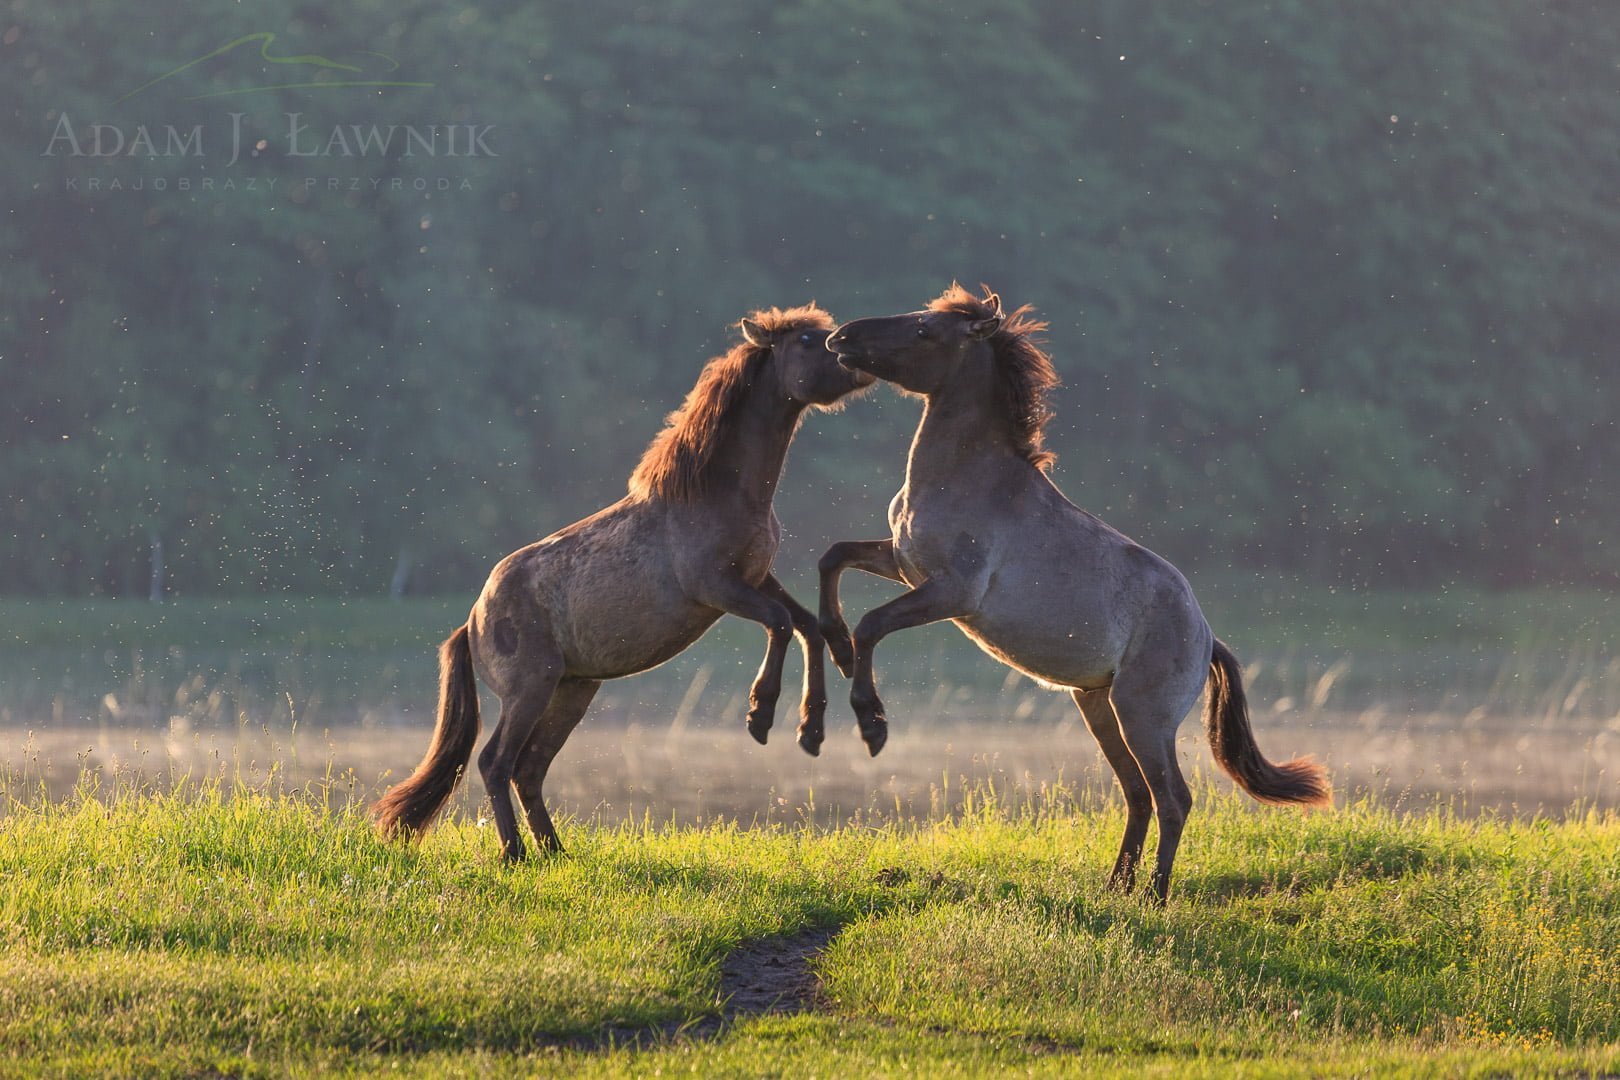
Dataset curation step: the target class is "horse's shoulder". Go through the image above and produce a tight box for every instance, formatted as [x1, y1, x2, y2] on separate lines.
[885, 489, 906, 530]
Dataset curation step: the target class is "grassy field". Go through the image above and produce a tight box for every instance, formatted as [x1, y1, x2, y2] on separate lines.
[2, 779, 1618, 1077]
[1, 589, 1614, 1073]
[1, 581, 1615, 725]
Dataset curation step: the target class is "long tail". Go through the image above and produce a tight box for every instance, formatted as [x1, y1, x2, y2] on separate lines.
[1205, 638, 1331, 807]
[373, 624, 481, 838]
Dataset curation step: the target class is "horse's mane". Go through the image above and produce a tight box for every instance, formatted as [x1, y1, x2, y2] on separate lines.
[628, 303, 836, 502]
[928, 283, 1059, 471]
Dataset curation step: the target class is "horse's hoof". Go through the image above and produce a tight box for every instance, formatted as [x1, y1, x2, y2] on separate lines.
[797, 729, 823, 757]
[746, 707, 775, 744]
[858, 717, 888, 757]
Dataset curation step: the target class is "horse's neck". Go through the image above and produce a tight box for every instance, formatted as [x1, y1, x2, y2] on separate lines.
[708, 384, 804, 509]
[906, 374, 1025, 493]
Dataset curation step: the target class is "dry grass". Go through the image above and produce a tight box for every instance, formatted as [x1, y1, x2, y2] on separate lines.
[5, 701, 1615, 826]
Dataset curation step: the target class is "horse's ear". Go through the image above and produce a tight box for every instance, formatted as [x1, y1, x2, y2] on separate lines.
[965, 311, 1003, 340]
[965, 287, 1003, 339]
[739, 318, 771, 349]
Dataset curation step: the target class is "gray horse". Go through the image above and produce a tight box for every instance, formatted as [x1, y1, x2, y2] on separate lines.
[375, 304, 873, 861]
[819, 283, 1328, 901]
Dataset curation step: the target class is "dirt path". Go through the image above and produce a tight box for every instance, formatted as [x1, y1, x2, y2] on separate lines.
[717, 926, 839, 1018]
[572, 925, 840, 1051]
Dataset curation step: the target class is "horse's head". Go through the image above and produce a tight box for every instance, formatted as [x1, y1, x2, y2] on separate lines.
[826, 289, 1004, 396]
[740, 310, 875, 408]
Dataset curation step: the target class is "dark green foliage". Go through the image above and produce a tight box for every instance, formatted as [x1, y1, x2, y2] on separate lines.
[2, 2, 1613, 595]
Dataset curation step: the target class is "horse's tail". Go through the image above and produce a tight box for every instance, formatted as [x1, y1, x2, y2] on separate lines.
[1205, 638, 1331, 807]
[373, 624, 481, 839]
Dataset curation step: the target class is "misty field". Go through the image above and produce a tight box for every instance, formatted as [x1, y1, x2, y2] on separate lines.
[1, 586, 1614, 822]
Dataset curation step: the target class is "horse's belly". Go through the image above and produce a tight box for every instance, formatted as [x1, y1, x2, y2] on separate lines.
[564, 598, 723, 679]
[953, 604, 1124, 691]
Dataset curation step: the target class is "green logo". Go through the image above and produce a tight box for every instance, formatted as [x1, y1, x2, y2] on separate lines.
[117, 31, 434, 104]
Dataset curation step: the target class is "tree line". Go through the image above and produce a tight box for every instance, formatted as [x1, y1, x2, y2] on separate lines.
[2, 1, 1614, 596]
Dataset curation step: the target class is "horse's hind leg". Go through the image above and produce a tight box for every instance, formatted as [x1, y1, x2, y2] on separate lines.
[1073, 688, 1153, 893]
[478, 648, 565, 863]
[512, 678, 600, 854]
[1108, 682, 1196, 904]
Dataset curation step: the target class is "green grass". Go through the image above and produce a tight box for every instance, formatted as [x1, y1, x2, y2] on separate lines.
[0, 596, 467, 723]
[2, 580, 1607, 655]
[2, 779, 1619, 1076]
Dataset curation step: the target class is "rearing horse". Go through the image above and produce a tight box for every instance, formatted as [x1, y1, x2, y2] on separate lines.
[375, 304, 873, 861]
[819, 284, 1328, 901]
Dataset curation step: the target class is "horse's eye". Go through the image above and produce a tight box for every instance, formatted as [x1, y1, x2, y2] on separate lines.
[800, 331, 814, 344]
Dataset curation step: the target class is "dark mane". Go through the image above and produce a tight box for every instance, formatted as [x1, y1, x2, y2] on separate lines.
[928, 283, 1059, 471]
[628, 303, 836, 501]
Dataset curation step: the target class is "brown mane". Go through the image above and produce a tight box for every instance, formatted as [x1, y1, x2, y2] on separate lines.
[928, 283, 1059, 471]
[628, 303, 836, 501]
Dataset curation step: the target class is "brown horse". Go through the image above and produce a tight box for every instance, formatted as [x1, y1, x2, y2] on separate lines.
[374, 304, 873, 861]
[819, 284, 1329, 901]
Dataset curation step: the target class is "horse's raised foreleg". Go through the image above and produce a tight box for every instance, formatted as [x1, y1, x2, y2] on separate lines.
[1073, 687, 1153, 893]
[477, 647, 564, 863]
[816, 539, 903, 678]
[758, 575, 829, 757]
[692, 576, 796, 745]
[511, 677, 601, 854]
[848, 578, 970, 756]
